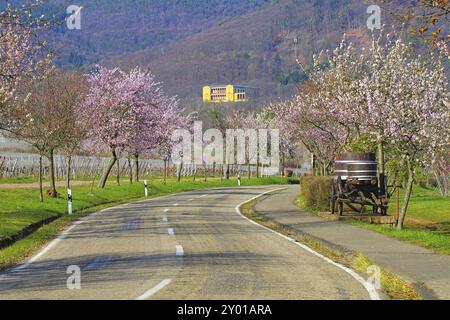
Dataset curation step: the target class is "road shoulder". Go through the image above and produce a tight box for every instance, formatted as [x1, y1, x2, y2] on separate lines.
[249, 186, 450, 300]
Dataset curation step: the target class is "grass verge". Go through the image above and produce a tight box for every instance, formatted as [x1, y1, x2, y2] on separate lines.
[352, 254, 422, 300]
[349, 222, 450, 255]
[240, 198, 422, 300]
[0, 176, 288, 270]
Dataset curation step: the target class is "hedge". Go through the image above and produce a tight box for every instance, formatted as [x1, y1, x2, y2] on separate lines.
[300, 176, 333, 211]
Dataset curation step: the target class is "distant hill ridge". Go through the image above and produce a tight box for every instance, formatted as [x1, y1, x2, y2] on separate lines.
[104, 0, 371, 105]
[12, 0, 375, 105]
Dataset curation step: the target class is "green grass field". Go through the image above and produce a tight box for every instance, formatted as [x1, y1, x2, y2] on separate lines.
[0, 176, 39, 184]
[0, 176, 290, 270]
[392, 187, 450, 227]
[352, 186, 450, 255]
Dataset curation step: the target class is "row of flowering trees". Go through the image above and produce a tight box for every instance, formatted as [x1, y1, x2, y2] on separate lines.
[265, 33, 449, 229]
[0, 3, 187, 200]
[80, 66, 186, 188]
[3, 65, 186, 197]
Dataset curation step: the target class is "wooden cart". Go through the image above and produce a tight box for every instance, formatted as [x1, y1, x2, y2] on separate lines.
[330, 153, 389, 216]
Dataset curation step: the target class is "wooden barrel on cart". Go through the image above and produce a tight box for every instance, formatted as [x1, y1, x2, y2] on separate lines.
[334, 153, 377, 181]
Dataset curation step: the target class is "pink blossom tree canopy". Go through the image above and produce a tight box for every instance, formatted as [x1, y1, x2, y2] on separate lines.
[79, 66, 183, 188]
[267, 32, 449, 229]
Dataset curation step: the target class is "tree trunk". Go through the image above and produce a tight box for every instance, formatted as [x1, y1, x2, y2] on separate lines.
[90, 167, 96, 193]
[127, 157, 133, 184]
[434, 169, 448, 197]
[38, 155, 44, 202]
[66, 155, 72, 190]
[116, 157, 120, 185]
[134, 153, 139, 182]
[397, 157, 414, 230]
[226, 164, 230, 180]
[377, 141, 385, 175]
[177, 156, 183, 182]
[163, 159, 167, 184]
[248, 162, 251, 180]
[378, 141, 386, 192]
[256, 160, 260, 178]
[98, 148, 117, 188]
[312, 154, 316, 176]
[48, 150, 57, 198]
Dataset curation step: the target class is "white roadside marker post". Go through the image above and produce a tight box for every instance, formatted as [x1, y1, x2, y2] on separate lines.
[144, 180, 148, 197]
[67, 189, 73, 215]
[237, 173, 241, 186]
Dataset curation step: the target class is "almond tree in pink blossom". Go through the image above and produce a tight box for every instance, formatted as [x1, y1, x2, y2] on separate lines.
[0, 1, 54, 129]
[267, 34, 448, 228]
[362, 40, 449, 229]
[79, 66, 181, 188]
[152, 101, 190, 184]
[225, 111, 264, 179]
[124, 85, 185, 183]
[269, 38, 366, 175]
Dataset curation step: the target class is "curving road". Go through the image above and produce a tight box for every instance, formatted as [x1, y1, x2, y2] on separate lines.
[0, 186, 372, 300]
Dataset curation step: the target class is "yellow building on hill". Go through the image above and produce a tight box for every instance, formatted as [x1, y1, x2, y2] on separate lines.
[202, 85, 256, 103]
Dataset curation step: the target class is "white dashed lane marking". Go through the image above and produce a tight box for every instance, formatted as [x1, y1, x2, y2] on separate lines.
[176, 245, 184, 256]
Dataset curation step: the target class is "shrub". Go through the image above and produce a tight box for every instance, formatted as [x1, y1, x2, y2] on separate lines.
[300, 176, 333, 211]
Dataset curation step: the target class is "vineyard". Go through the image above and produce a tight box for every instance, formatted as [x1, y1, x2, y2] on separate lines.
[0, 152, 306, 182]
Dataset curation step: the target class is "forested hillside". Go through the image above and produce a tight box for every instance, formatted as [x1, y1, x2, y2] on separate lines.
[104, 0, 372, 105]
[14, 0, 274, 67]
[9, 0, 377, 106]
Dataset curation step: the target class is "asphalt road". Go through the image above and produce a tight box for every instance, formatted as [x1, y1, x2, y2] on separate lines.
[0, 186, 372, 300]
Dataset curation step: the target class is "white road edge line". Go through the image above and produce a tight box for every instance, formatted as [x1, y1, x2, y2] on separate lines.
[235, 188, 381, 301]
[1, 220, 85, 276]
[136, 279, 172, 300]
[176, 245, 184, 256]
[168, 228, 175, 236]
[0, 186, 276, 280]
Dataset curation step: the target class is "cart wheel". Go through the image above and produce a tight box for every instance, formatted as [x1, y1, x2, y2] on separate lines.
[360, 205, 366, 214]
